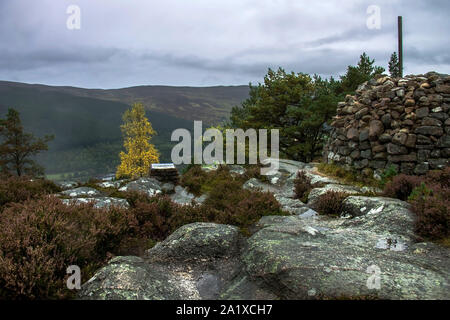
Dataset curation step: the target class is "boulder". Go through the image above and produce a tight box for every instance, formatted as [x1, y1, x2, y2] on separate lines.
[79, 223, 245, 300]
[77, 175, 450, 301]
[274, 195, 307, 215]
[60, 187, 101, 198]
[243, 178, 275, 193]
[97, 180, 124, 189]
[307, 184, 361, 206]
[61, 197, 130, 209]
[240, 213, 449, 299]
[119, 178, 162, 196]
[170, 186, 206, 205]
[78, 256, 198, 300]
[147, 223, 242, 263]
[56, 181, 78, 190]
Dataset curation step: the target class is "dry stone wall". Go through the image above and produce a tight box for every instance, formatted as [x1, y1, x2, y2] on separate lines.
[324, 72, 450, 176]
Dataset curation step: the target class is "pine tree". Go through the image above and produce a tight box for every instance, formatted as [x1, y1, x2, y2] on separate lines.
[0, 108, 53, 176]
[116, 103, 160, 179]
[388, 52, 401, 78]
[339, 52, 385, 94]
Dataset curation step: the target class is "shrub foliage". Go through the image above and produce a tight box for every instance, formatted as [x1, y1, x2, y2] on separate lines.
[0, 168, 286, 299]
[294, 170, 313, 202]
[382, 167, 450, 241]
[312, 191, 348, 216]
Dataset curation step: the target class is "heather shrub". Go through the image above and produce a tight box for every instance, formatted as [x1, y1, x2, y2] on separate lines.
[423, 167, 450, 189]
[294, 170, 313, 202]
[180, 165, 209, 195]
[125, 181, 285, 241]
[0, 197, 133, 299]
[317, 162, 381, 187]
[0, 164, 289, 299]
[181, 164, 246, 196]
[0, 175, 61, 210]
[312, 191, 348, 216]
[409, 183, 449, 241]
[380, 167, 450, 241]
[203, 179, 284, 228]
[243, 165, 269, 183]
[127, 193, 183, 241]
[382, 174, 422, 201]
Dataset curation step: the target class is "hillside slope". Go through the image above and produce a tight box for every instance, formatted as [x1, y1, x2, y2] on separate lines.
[0, 81, 249, 177]
[0, 81, 249, 124]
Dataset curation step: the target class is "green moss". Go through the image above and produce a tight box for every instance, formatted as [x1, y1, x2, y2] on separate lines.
[317, 162, 382, 188]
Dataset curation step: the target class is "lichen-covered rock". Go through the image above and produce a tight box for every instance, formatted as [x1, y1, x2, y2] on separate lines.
[61, 197, 130, 209]
[241, 214, 450, 300]
[60, 187, 101, 198]
[341, 196, 411, 220]
[307, 184, 361, 206]
[97, 180, 125, 189]
[119, 178, 162, 196]
[243, 178, 276, 193]
[77, 161, 450, 301]
[274, 195, 307, 215]
[56, 181, 78, 190]
[147, 223, 243, 263]
[170, 186, 206, 205]
[79, 224, 245, 300]
[78, 256, 198, 300]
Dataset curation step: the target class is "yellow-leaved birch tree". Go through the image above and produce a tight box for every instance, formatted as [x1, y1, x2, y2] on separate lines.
[116, 103, 160, 179]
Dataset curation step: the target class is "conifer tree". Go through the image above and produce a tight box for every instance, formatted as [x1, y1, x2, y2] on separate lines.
[388, 52, 401, 78]
[0, 108, 53, 176]
[116, 103, 160, 179]
[338, 52, 385, 94]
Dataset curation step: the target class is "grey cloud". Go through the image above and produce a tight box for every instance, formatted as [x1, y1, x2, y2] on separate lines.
[0, 0, 448, 88]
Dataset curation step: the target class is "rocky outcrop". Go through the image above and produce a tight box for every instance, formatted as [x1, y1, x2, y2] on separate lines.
[61, 197, 130, 209]
[170, 186, 207, 205]
[78, 159, 450, 300]
[324, 72, 450, 176]
[60, 187, 101, 198]
[79, 223, 246, 300]
[79, 211, 449, 300]
[119, 178, 164, 196]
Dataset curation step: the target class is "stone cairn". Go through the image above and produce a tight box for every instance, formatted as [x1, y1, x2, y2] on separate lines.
[324, 72, 450, 176]
[149, 163, 180, 184]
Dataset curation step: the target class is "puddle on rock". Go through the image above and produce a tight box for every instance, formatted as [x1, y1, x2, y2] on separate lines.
[375, 238, 407, 251]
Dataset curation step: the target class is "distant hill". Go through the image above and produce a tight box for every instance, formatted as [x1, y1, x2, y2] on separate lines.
[0, 81, 249, 124]
[0, 81, 249, 178]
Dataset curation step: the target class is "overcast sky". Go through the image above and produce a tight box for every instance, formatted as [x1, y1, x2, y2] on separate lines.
[0, 0, 449, 88]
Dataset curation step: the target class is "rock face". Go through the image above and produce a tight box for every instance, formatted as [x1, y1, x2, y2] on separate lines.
[78, 159, 449, 300]
[61, 197, 130, 209]
[325, 72, 450, 175]
[79, 223, 246, 300]
[147, 223, 242, 263]
[60, 187, 102, 198]
[170, 186, 207, 205]
[79, 213, 449, 300]
[119, 178, 164, 196]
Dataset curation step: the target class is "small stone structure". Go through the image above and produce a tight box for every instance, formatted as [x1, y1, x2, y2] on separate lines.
[324, 72, 450, 176]
[150, 163, 180, 184]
